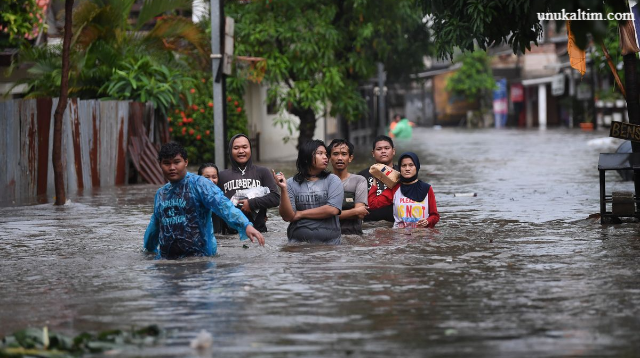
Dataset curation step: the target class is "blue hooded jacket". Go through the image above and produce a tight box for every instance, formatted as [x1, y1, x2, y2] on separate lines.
[143, 172, 252, 259]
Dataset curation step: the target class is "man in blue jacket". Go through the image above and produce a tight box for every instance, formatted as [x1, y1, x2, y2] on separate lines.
[143, 142, 264, 259]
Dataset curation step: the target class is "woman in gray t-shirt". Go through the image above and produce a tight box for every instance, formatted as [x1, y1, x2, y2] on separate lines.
[273, 140, 344, 244]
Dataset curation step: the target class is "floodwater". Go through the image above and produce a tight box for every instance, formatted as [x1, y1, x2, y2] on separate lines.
[1, 128, 640, 357]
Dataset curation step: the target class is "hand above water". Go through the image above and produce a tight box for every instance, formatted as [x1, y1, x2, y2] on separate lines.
[416, 218, 430, 228]
[245, 225, 265, 246]
[272, 170, 287, 189]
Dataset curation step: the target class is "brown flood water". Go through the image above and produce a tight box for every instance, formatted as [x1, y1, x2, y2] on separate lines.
[1, 128, 640, 357]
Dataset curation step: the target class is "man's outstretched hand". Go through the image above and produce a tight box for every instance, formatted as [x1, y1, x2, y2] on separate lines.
[245, 225, 265, 246]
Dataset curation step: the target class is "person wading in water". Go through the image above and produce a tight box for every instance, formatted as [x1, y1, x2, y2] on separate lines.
[143, 142, 264, 259]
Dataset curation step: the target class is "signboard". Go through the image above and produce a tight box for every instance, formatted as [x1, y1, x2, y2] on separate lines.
[493, 79, 508, 128]
[610, 121, 640, 142]
[510, 84, 524, 103]
[576, 83, 592, 100]
[222, 17, 235, 75]
[551, 74, 565, 96]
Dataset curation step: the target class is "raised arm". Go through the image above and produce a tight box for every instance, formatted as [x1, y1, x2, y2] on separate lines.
[274, 171, 296, 222]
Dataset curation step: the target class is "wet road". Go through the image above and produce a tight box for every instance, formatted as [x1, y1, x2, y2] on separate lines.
[1, 128, 640, 357]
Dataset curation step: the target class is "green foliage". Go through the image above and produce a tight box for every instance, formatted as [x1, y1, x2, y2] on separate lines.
[166, 74, 248, 164]
[0, 0, 44, 48]
[13, 0, 205, 100]
[445, 50, 497, 102]
[10, 45, 63, 98]
[226, 0, 431, 146]
[592, 15, 626, 98]
[0, 325, 163, 357]
[427, 0, 626, 60]
[101, 56, 196, 116]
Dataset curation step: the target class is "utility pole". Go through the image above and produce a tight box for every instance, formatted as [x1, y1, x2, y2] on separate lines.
[210, 0, 225, 167]
[376, 62, 387, 136]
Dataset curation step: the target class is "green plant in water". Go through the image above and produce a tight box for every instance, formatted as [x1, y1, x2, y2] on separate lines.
[0, 325, 163, 357]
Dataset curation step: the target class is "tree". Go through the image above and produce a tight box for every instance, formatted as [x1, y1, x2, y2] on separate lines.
[427, 0, 621, 59]
[227, 0, 431, 149]
[52, 0, 74, 206]
[445, 50, 497, 124]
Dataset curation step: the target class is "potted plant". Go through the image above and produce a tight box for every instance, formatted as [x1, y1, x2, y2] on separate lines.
[580, 114, 593, 131]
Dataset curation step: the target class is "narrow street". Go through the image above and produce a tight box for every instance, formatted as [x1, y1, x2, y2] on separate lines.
[1, 128, 639, 357]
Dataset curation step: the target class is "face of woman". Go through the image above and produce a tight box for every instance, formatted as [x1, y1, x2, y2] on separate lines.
[400, 157, 417, 179]
[312, 146, 329, 172]
[201, 167, 219, 184]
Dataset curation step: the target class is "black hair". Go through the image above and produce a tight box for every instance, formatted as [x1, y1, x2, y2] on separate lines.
[197, 163, 219, 175]
[393, 114, 401, 120]
[372, 135, 394, 150]
[158, 141, 188, 162]
[294, 139, 330, 184]
[328, 138, 354, 156]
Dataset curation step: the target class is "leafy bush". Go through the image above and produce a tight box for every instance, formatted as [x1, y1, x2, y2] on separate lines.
[445, 50, 497, 102]
[0, 0, 44, 48]
[167, 73, 248, 164]
[101, 56, 196, 116]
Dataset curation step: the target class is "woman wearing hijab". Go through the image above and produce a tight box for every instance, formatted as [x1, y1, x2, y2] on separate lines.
[367, 152, 439, 229]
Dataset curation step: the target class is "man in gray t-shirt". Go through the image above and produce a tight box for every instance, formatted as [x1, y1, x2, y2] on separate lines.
[328, 139, 369, 235]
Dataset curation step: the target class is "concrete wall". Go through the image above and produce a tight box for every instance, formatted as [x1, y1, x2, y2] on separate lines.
[244, 83, 327, 161]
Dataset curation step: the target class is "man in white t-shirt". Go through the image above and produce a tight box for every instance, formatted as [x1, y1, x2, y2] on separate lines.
[328, 139, 369, 235]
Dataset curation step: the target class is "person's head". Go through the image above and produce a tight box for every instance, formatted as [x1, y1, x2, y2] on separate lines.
[328, 138, 354, 172]
[229, 134, 252, 167]
[393, 114, 401, 122]
[198, 163, 219, 184]
[398, 152, 420, 182]
[294, 139, 330, 183]
[158, 142, 189, 183]
[371, 135, 395, 165]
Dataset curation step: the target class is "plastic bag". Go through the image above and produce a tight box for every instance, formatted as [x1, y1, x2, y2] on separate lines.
[230, 186, 271, 206]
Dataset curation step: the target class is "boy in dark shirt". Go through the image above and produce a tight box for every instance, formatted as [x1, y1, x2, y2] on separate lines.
[357, 135, 398, 222]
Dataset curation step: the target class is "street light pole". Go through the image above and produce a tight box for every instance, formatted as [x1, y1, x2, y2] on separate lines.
[210, 0, 225, 167]
[377, 62, 387, 136]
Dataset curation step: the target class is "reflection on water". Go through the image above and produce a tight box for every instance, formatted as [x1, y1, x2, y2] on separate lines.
[1, 128, 640, 357]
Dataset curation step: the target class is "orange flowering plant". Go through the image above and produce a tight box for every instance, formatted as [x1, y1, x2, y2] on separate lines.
[167, 73, 248, 163]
